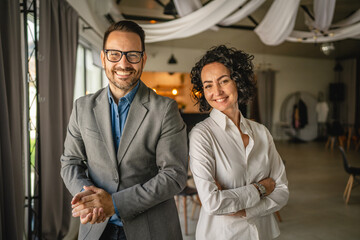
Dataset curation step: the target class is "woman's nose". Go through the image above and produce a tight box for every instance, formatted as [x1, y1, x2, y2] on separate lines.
[213, 84, 223, 95]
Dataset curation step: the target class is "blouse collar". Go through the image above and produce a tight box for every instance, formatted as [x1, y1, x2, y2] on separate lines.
[210, 108, 253, 138]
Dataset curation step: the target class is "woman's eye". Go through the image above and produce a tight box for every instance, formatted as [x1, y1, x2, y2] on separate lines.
[220, 79, 229, 84]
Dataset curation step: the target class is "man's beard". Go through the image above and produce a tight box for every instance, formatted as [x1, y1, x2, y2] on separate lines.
[106, 64, 142, 91]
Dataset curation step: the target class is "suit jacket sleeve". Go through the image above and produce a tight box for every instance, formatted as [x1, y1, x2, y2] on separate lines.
[60, 100, 94, 196]
[113, 100, 188, 221]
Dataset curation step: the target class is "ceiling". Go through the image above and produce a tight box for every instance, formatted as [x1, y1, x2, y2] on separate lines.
[116, 0, 360, 59]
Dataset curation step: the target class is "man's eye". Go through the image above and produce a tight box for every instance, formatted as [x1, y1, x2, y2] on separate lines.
[204, 85, 212, 89]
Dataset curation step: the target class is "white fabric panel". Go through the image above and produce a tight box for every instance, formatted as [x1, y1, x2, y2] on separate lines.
[254, 0, 300, 46]
[174, 0, 219, 31]
[83, 0, 360, 44]
[173, 0, 202, 17]
[141, 0, 245, 43]
[332, 8, 360, 27]
[287, 21, 360, 43]
[141, 0, 226, 30]
[312, 0, 336, 31]
[218, 0, 265, 26]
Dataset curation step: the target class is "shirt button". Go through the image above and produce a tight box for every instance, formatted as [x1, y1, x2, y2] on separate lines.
[117, 115, 119, 118]
[114, 177, 119, 183]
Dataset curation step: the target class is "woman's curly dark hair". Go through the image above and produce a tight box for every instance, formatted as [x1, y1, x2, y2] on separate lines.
[190, 45, 256, 112]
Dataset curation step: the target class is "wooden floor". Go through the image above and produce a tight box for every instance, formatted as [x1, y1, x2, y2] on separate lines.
[179, 141, 360, 240]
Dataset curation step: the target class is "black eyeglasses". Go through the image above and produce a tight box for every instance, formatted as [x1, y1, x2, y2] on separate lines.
[104, 49, 144, 64]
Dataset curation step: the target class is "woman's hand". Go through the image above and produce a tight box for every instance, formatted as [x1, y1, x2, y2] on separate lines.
[228, 209, 246, 218]
[215, 179, 223, 190]
[259, 177, 276, 196]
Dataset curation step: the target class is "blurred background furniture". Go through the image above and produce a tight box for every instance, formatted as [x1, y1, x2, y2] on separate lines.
[325, 121, 345, 150]
[175, 183, 200, 235]
[338, 147, 360, 204]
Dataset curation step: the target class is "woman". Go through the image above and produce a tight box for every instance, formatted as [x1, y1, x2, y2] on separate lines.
[189, 45, 289, 240]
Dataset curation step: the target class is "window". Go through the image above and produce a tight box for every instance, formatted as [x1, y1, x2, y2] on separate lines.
[74, 43, 107, 101]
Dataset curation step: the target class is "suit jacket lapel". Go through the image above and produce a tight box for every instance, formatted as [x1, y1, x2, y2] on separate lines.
[117, 81, 149, 165]
[93, 88, 118, 166]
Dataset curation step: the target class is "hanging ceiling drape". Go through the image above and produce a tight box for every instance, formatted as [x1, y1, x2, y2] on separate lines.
[287, 21, 360, 43]
[85, 0, 360, 44]
[173, 0, 265, 27]
[218, 0, 265, 26]
[254, 0, 301, 46]
[332, 9, 360, 28]
[0, 0, 24, 239]
[312, 0, 336, 31]
[173, 0, 202, 17]
[287, 0, 360, 42]
[140, 0, 247, 43]
[38, 0, 78, 238]
[140, 0, 268, 43]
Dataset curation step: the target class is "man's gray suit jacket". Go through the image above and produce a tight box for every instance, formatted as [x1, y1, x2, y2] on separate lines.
[61, 81, 188, 240]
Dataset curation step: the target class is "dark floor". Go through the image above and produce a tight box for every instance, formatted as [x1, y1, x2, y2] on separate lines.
[178, 141, 360, 240]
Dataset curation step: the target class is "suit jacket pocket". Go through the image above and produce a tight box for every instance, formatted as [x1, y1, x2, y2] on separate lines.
[85, 128, 103, 142]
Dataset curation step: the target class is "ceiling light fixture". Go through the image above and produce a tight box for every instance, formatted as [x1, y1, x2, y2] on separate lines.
[320, 42, 335, 56]
[168, 54, 177, 64]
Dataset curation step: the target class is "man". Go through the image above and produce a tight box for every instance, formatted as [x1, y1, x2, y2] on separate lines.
[61, 20, 188, 240]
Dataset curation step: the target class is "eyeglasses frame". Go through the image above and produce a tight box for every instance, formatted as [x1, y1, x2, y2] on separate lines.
[104, 49, 144, 64]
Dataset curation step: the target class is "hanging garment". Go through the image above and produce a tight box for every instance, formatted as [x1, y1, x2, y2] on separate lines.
[292, 99, 308, 129]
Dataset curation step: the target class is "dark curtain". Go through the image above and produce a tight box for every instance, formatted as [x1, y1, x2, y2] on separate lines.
[0, 1, 24, 239]
[338, 59, 357, 125]
[256, 70, 275, 131]
[250, 83, 260, 122]
[38, 0, 78, 238]
[356, 58, 360, 131]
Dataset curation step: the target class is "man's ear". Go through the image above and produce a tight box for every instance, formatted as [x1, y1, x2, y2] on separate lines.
[142, 52, 147, 68]
[100, 50, 106, 68]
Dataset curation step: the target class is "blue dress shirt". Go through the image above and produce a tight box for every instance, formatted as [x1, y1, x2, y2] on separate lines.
[107, 81, 139, 226]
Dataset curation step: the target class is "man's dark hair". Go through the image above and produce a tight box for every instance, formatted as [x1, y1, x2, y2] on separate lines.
[190, 45, 256, 112]
[103, 20, 145, 51]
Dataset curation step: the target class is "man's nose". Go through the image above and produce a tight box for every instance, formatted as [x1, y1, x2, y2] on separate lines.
[118, 54, 131, 67]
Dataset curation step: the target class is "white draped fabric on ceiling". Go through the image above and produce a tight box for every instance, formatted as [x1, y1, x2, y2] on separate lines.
[141, 0, 360, 45]
[88, 0, 360, 45]
[254, 0, 300, 46]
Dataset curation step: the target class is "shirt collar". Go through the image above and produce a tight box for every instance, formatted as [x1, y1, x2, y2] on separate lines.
[210, 108, 253, 137]
[107, 81, 140, 105]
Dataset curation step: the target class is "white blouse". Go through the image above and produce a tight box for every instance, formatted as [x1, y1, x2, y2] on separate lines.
[189, 109, 289, 240]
